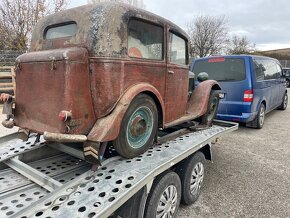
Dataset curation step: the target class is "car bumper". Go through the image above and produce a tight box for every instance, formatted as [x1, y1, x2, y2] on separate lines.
[216, 111, 257, 123]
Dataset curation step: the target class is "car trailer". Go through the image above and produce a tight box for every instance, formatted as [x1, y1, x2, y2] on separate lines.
[0, 120, 238, 218]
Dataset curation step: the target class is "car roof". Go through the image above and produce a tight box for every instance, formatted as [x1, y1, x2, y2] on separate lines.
[31, 2, 188, 57]
[193, 54, 279, 62]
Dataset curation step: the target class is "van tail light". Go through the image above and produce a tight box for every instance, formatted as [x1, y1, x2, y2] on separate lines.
[244, 90, 253, 102]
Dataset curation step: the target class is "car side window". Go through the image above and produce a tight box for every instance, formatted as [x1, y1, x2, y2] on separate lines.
[128, 19, 163, 60]
[254, 59, 279, 81]
[254, 60, 265, 81]
[169, 32, 186, 65]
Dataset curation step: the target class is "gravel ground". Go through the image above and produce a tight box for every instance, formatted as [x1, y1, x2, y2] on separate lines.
[0, 92, 289, 217]
[178, 92, 290, 217]
[0, 106, 17, 138]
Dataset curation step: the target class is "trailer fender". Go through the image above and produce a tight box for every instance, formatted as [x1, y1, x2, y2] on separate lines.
[87, 83, 165, 142]
[187, 80, 221, 117]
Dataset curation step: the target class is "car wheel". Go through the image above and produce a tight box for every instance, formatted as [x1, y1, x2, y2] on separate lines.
[255, 103, 266, 129]
[177, 152, 206, 205]
[278, 93, 288, 110]
[113, 94, 158, 158]
[286, 80, 290, 88]
[144, 171, 181, 218]
[201, 90, 220, 126]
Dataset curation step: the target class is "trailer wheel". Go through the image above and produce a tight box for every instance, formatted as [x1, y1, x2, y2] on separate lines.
[144, 171, 181, 218]
[177, 152, 206, 205]
[113, 94, 158, 158]
[201, 90, 220, 126]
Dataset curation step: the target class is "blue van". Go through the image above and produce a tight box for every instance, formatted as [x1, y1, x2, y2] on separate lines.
[191, 55, 288, 128]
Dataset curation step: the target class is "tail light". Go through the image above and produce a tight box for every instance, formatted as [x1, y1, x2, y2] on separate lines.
[244, 90, 253, 102]
[59, 110, 72, 122]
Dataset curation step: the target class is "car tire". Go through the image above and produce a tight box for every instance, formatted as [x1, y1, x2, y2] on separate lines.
[177, 152, 206, 205]
[286, 80, 290, 88]
[278, 92, 288, 110]
[144, 171, 181, 218]
[113, 94, 158, 158]
[254, 103, 266, 129]
[201, 90, 220, 126]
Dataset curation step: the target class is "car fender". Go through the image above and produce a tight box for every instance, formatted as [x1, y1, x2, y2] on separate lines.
[187, 80, 221, 117]
[87, 83, 165, 142]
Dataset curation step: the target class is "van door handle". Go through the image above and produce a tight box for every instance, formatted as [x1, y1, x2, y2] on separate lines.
[168, 70, 175, 74]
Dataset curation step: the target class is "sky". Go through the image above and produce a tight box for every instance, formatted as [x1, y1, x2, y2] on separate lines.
[68, 0, 290, 51]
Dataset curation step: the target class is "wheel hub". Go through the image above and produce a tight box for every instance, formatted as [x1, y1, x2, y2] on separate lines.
[130, 115, 147, 137]
[157, 185, 177, 218]
[126, 106, 154, 149]
[190, 162, 204, 195]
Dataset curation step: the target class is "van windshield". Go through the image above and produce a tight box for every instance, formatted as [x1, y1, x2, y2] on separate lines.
[193, 58, 246, 81]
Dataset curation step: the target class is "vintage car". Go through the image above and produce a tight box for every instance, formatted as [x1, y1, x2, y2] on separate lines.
[1, 2, 222, 164]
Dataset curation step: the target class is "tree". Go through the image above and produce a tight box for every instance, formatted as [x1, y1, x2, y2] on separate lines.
[187, 15, 228, 58]
[0, 0, 69, 50]
[87, 0, 145, 9]
[226, 35, 255, 55]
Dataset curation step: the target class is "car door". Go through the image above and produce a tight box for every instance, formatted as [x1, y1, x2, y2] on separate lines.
[164, 30, 188, 123]
[275, 62, 286, 106]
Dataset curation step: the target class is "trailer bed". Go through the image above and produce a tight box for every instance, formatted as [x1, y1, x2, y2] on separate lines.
[0, 120, 238, 218]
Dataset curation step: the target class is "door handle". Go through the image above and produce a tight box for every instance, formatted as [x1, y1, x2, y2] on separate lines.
[168, 70, 175, 74]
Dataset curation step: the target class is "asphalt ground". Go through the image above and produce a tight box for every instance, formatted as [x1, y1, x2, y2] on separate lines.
[178, 91, 290, 217]
[0, 91, 289, 217]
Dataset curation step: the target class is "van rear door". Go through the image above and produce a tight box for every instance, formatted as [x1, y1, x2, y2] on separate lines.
[192, 57, 250, 118]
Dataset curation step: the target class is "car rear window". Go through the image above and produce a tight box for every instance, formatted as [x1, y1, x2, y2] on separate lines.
[193, 58, 246, 81]
[45, 22, 77, 40]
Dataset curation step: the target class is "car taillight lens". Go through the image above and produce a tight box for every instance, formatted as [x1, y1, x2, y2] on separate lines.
[244, 90, 253, 102]
[59, 111, 71, 122]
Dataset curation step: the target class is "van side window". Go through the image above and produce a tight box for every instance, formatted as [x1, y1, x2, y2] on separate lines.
[253, 60, 265, 81]
[169, 32, 187, 65]
[128, 19, 163, 60]
[254, 59, 279, 81]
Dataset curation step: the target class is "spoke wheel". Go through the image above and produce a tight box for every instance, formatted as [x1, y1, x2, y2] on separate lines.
[144, 172, 181, 218]
[177, 152, 206, 205]
[156, 185, 178, 218]
[190, 162, 204, 195]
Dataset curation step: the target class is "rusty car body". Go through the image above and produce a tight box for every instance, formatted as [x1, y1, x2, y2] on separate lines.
[1, 2, 221, 163]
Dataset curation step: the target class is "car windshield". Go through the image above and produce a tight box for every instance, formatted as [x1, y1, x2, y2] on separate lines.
[192, 58, 246, 81]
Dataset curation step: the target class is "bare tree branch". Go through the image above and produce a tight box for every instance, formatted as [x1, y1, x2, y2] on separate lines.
[0, 0, 70, 50]
[187, 15, 228, 58]
[226, 35, 255, 55]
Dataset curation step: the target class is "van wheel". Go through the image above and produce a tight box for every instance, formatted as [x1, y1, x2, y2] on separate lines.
[177, 152, 206, 205]
[201, 90, 220, 126]
[144, 171, 181, 218]
[255, 103, 265, 129]
[278, 93, 288, 110]
[113, 94, 158, 158]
